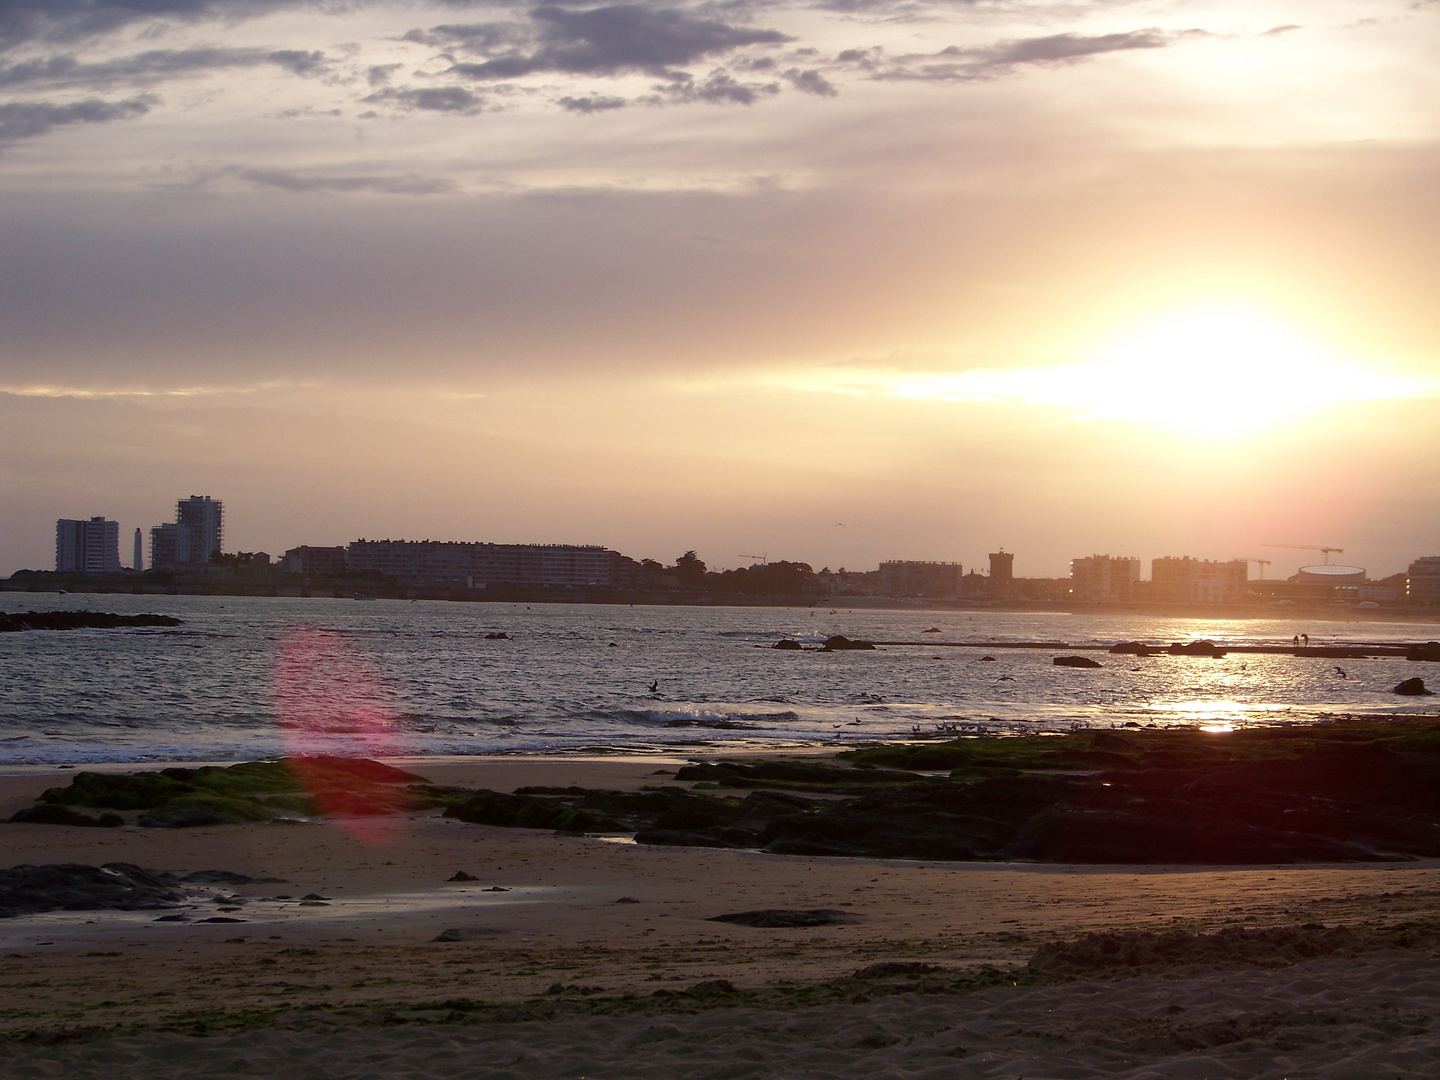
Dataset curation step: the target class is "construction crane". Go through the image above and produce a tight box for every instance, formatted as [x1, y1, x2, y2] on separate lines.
[1238, 558, 1272, 580]
[1261, 543, 1344, 565]
[739, 553, 768, 565]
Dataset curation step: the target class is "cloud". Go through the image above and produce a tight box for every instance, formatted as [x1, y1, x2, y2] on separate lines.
[875, 29, 1202, 82]
[363, 85, 485, 113]
[367, 62, 403, 86]
[441, 4, 791, 80]
[0, 47, 328, 89]
[0, 0, 292, 49]
[784, 67, 836, 96]
[230, 166, 459, 195]
[0, 95, 148, 144]
[653, 68, 779, 106]
[558, 93, 625, 112]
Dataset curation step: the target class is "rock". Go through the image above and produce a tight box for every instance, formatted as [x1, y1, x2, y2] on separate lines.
[137, 794, 272, 828]
[179, 870, 285, 885]
[688, 979, 739, 995]
[979, 656, 997, 662]
[1405, 642, 1440, 662]
[484, 632, 509, 640]
[772, 639, 802, 650]
[1054, 655, 1102, 668]
[614, 896, 640, 904]
[707, 909, 859, 928]
[0, 611, 182, 633]
[199, 916, 247, 923]
[431, 927, 503, 942]
[9, 805, 122, 827]
[821, 635, 876, 651]
[922, 627, 942, 634]
[301, 893, 330, 901]
[448, 870, 479, 881]
[0, 863, 183, 918]
[1168, 640, 1228, 657]
[1393, 678, 1432, 696]
[1109, 641, 1155, 656]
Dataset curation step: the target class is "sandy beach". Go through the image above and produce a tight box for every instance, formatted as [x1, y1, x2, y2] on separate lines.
[3, 755, 1439, 1076]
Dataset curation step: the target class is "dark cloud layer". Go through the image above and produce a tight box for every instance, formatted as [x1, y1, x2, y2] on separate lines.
[875, 29, 1201, 81]
[0, 95, 147, 143]
[441, 4, 790, 79]
[364, 84, 485, 112]
[0, 47, 326, 89]
[0, 0, 292, 48]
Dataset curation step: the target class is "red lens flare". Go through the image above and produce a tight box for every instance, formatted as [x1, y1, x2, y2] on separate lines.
[272, 628, 414, 845]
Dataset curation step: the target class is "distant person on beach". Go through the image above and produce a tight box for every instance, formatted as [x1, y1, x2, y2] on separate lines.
[1302, 634, 1310, 646]
[1293, 635, 1300, 646]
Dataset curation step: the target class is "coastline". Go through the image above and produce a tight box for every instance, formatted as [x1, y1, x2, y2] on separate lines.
[4, 755, 1440, 1075]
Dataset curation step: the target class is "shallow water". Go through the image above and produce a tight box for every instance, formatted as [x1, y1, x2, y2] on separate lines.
[1, 594, 1437, 764]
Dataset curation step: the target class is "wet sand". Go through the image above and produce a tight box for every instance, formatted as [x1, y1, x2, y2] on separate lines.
[2, 757, 1439, 1076]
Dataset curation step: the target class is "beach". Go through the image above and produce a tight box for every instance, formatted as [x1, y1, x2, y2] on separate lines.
[3, 756, 1439, 1077]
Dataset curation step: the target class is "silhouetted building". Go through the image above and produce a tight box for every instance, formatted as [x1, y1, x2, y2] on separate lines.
[878, 560, 962, 598]
[1151, 557, 1248, 603]
[345, 540, 640, 588]
[1070, 555, 1140, 602]
[284, 546, 348, 576]
[1409, 557, 1440, 605]
[55, 517, 121, 574]
[150, 495, 223, 570]
[988, 550, 1014, 596]
[132, 528, 143, 572]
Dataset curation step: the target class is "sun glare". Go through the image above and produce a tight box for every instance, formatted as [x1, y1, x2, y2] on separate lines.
[824, 306, 1435, 438]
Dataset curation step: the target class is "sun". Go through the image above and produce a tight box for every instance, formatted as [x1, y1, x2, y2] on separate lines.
[1002, 304, 1428, 438]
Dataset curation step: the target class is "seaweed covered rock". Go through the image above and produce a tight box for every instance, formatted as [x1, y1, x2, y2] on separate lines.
[23, 756, 436, 828]
[9, 804, 123, 827]
[443, 790, 622, 833]
[137, 794, 274, 828]
[674, 760, 922, 788]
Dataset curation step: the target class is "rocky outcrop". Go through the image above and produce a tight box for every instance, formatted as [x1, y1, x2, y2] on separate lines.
[1053, 655, 1102, 668]
[0, 611, 182, 633]
[0, 863, 182, 918]
[821, 635, 876, 651]
[1393, 678, 1432, 696]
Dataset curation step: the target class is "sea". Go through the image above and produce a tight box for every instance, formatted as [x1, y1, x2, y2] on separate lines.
[2, 594, 1438, 766]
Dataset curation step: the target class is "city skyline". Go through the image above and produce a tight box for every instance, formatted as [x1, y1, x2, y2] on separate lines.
[2, 0, 1438, 579]
[23, 495, 1437, 584]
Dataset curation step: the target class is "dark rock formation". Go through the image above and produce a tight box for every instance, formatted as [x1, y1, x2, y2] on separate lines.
[9, 804, 122, 827]
[0, 611, 182, 633]
[0, 863, 182, 918]
[1109, 641, 1156, 656]
[484, 632, 509, 640]
[20, 756, 438, 827]
[1393, 678, 1432, 696]
[1406, 642, 1440, 662]
[821, 635, 876, 651]
[1053, 655, 1102, 668]
[772, 639, 802, 650]
[449, 870, 479, 881]
[1168, 640, 1227, 657]
[707, 909, 858, 928]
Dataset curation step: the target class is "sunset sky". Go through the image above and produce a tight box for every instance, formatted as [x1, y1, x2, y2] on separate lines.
[2, 0, 1437, 578]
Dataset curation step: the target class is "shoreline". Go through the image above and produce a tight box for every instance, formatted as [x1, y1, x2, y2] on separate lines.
[4, 755, 1440, 1075]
